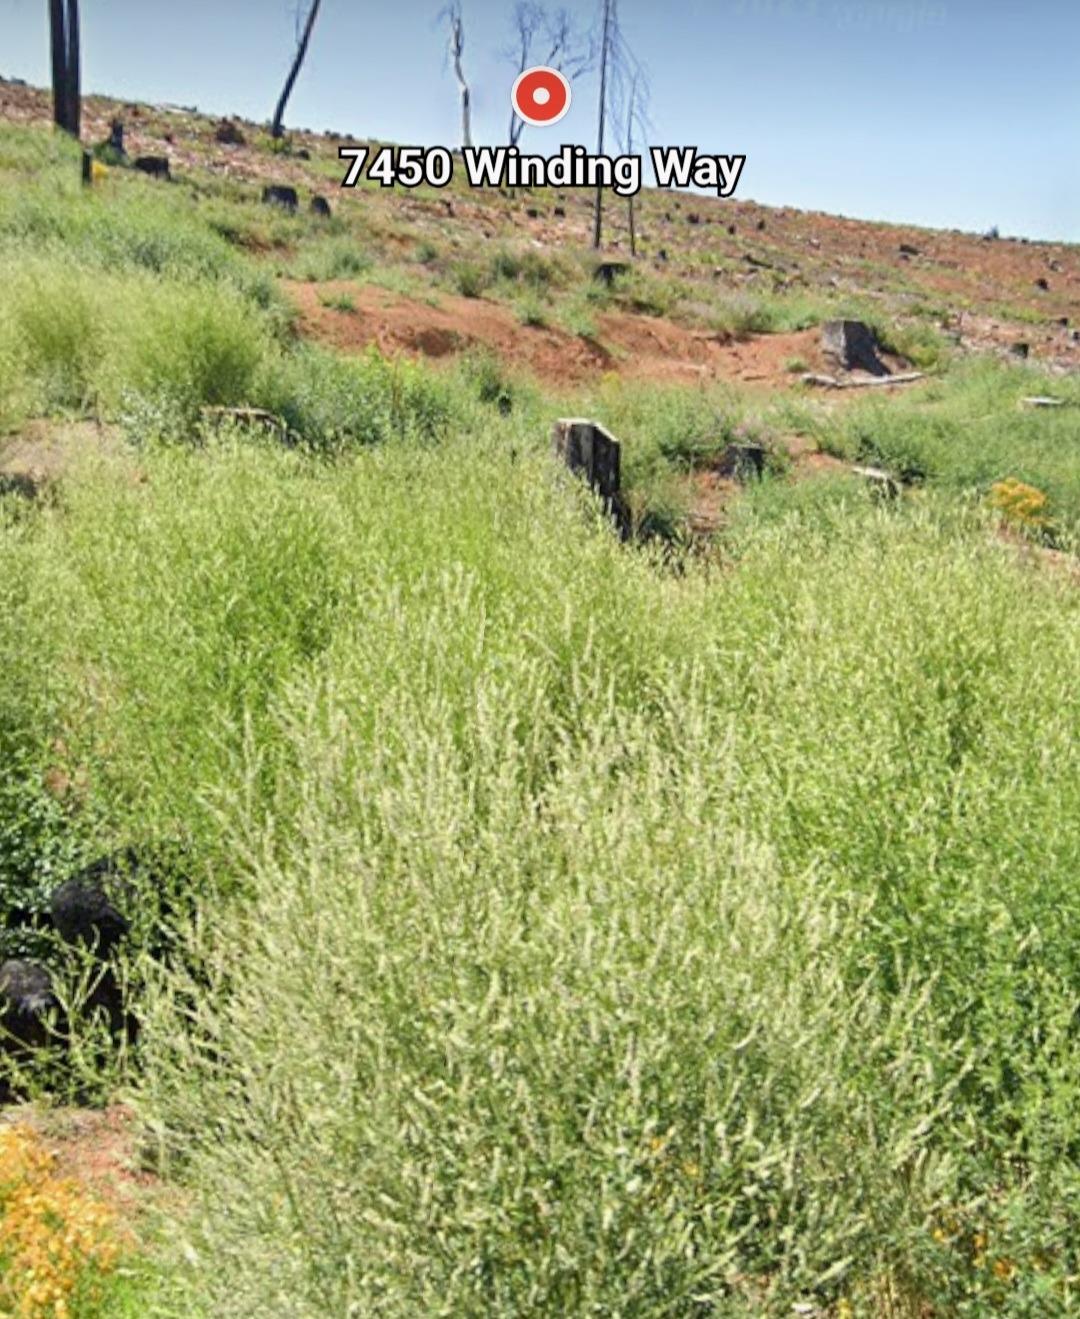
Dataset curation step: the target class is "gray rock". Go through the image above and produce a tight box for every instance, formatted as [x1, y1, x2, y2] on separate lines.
[821, 320, 889, 377]
[0, 961, 58, 1052]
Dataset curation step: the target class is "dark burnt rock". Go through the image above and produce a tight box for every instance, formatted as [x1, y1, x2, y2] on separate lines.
[0, 961, 58, 1052]
[263, 184, 299, 211]
[594, 260, 630, 287]
[716, 443, 766, 482]
[133, 155, 171, 180]
[215, 118, 246, 146]
[50, 854, 133, 956]
[106, 118, 126, 156]
[84, 967, 133, 1043]
[0, 472, 41, 500]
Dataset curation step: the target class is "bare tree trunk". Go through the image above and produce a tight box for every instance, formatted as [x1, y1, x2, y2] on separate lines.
[592, 0, 612, 249]
[448, 11, 473, 150]
[626, 73, 638, 257]
[49, 0, 68, 131]
[65, 0, 81, 139]
[272, 0, 323, 140]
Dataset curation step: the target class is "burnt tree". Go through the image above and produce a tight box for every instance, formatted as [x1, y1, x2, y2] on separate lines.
[272, 0, 324, 140]
[48, 0, 81, 138]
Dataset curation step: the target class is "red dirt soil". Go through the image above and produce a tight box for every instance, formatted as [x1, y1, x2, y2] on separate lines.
[288, 281, 861, 388]
[5, 1105, 158, 1211]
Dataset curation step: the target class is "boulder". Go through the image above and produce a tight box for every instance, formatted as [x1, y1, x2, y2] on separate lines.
[262, 184, 299, 211]
[214, 118, 246, 146]
[50, 856, 132, 957]
[0, 961, 58, 1053]
[715, 443, 766, 482]
[594, 261, 630, 287]
[0, 472, 41, 501]
[133, 155, 171, 180]
[821, 320, 889, 377]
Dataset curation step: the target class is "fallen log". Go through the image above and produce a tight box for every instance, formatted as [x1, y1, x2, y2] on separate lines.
[801, 371, 926, 391]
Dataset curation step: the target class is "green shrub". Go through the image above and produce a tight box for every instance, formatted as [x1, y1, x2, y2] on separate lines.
[255, 344, 460, 449]
[816, 359, 1080, 532]
[5, 264, 104, 411]
[0, 258, 273, 427]
[59, 454, 1070, 1317]
[491, 245, 568, 289]
[516, 292, 548, 328]
[289, 236, 372, 282]
[450, 260, 489, 299]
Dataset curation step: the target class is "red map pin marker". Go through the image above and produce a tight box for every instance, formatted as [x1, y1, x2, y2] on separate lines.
[511, 66, 572, 128]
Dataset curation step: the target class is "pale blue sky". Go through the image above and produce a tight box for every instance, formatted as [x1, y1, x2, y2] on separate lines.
[2, 0, 1077, 240]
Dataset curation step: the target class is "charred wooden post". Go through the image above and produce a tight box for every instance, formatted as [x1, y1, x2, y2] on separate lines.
[552, 419, 630, 539]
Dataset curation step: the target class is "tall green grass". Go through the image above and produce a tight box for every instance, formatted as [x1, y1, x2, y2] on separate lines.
[813, 360, 1080, 533]
[4, 434, 1080, 1313]
[4, 115, 1080, 1317]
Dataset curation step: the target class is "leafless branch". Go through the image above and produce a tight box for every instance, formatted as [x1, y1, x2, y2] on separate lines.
[504, 2, 593, 147]
[439, 2, 474, 149]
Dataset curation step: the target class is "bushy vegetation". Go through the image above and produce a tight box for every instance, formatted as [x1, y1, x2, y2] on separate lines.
[3, 437, 1080, 1314]
[811, 360, 1080, 534]
[3, 116, 1080, 1317]
[0, 1124, 128, 1317]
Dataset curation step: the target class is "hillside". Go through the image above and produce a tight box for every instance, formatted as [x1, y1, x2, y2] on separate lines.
[1, 74, 1080, 1319]
[3, 74, 1078, 389]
